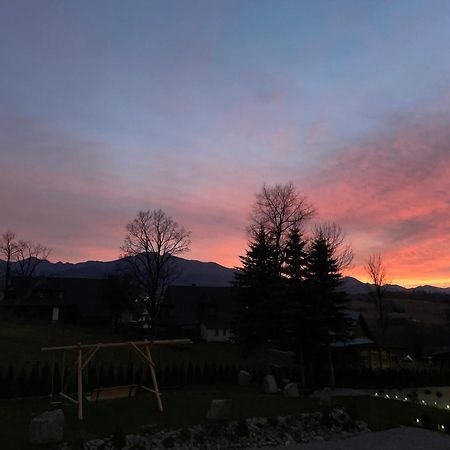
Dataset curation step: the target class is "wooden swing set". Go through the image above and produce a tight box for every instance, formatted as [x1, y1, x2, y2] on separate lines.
[41, 339, 191, 420]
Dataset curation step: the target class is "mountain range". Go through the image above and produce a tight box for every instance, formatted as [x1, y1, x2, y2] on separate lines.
[2, 256, 450, 294]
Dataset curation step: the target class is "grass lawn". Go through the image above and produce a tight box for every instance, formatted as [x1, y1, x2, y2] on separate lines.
[0, 384, 319, 449]
[0, 320, 254, 370]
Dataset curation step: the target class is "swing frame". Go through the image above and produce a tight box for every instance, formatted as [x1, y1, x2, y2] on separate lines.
[42, 338, 191, 420]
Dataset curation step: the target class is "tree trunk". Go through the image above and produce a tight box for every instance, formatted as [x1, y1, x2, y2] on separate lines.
[3, 254, 11, 299]
[298, 346, 306, 388]
[326, 344, 335, 388]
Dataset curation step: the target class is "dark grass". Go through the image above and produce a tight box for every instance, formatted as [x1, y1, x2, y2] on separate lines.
[0, 320, 257, 370]
[0, 384, 319, 449]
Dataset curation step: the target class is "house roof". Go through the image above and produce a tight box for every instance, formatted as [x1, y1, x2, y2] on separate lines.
[160, 285, 235, 328]
[4, 276, 111, 317]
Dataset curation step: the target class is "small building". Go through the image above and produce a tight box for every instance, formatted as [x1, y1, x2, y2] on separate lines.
[0, 276, 112, 323]
[158, 285, 235, 341]
[332, 311, 401, 370]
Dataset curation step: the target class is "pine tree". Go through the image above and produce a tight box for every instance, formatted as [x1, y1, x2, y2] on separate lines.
[306, 234, 350, 386]
[282, 227, 308, 283]
[233, 227, 281, 348]
[281, 227, 310, 384]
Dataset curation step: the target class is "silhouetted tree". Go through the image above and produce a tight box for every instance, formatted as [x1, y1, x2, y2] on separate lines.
[306, 223, 352, 387]
[281, 227, 310, 385]
[103, 271, 138, 329]
[15, 240, 51, 277]
[0, 231, 20, 298]
[233, 227, 281, 348]
[0, 231, 51, 298]
[366, 253, 389, 335]
[120, 209, 191, 334]
[250, 182, 315, 273]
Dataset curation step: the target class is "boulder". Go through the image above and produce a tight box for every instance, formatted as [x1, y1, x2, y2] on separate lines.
[206, 399, 232, 420]
[238, 370, 252, 386]
[263, 374, 278, 393]
[319, 387, 332, 408]
[29, 409, 64, 445]
[283, 382, 299, 398]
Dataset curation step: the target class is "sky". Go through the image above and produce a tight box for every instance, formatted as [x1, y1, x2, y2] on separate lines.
[1, 0, 450, 287]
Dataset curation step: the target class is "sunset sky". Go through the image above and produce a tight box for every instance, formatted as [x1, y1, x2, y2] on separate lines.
[1, 1, 450, 287]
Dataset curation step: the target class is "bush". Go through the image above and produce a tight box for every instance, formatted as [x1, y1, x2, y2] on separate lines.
[112, 424, 126, 449]
[236, 418, 249, 437]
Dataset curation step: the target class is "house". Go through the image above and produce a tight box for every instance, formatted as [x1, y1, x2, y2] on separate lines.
[330, 311, 404, 370]
[157, 285, 235, 341]
[0, 276, 113, 323]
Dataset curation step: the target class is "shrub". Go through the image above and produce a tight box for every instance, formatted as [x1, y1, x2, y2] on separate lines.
[178, 428, 191, 442]
[162, 436, 175, 448]
[112, 424, 126, 449]
[267, 416, 279, 427]
[236, 418, 250, 437]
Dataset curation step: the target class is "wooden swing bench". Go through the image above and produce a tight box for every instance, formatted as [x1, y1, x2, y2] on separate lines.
[42, 338, 191, 420]
[86, 384, 138, 402]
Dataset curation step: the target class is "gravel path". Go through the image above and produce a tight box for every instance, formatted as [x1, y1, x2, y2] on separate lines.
[245, 427, 450, 450]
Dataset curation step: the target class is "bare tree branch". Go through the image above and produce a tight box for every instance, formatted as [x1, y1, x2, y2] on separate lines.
[14, 240, 52, 277]
[366, 253, 390, 335]
[120, 209, 191, 333]
[313, 222, 354, 270]
[250, 182, 316, 269]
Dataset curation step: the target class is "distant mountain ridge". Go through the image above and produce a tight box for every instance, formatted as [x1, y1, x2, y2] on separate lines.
[4, 256, 236, 287]
[341, 276, 450, 295]
[1, 257, 450, 293]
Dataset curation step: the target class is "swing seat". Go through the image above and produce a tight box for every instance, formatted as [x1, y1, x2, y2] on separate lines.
[86, 384, 138, 402]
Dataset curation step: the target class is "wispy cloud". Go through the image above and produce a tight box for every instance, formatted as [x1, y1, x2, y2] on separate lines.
[306, 111, 450, 286]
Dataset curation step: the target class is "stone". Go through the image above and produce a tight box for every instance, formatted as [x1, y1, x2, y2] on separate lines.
[319, 387, 333, 408]
[238, 370, 252, 386]
[263, 374, 278, 393]
[29, 409, 64, 445]
[283, 382, 300, 398]
[206, 399, 232, 420]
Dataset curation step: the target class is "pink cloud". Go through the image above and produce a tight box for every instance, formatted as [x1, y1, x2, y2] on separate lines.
[305, 113, 450, 286]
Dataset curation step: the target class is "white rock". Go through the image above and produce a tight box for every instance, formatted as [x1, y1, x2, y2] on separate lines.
[238, 370, 252, 385]
[263, 374, 278, 393]
[206, 399, 232, 420]
[29, 409, 64, 445]
[284, 382, 300, 398]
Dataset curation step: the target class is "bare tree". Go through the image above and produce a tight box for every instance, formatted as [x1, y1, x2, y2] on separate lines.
[250, 182, 316, 270]
[0, 232, 52, 297]
[366, 253, 389, 335]
[120, 209, 191, 332]
[15, 240, 52, 277]
[0, 231, 20, 297]
[313, 222, 354, 271]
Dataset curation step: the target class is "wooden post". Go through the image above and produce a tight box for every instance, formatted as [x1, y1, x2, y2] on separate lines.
[77, 343, 83, 420]
[145, 340, 163, 412]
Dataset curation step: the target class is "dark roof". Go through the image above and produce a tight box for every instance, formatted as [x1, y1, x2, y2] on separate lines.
[160, 285, 235, 328]
[4, 276, 111, 317]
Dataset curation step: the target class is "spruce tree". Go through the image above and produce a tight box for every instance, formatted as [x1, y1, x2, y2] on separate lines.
[281, 227, 310, 383]
[233, 227, 281, 348]
[306, 234, 350, 386]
